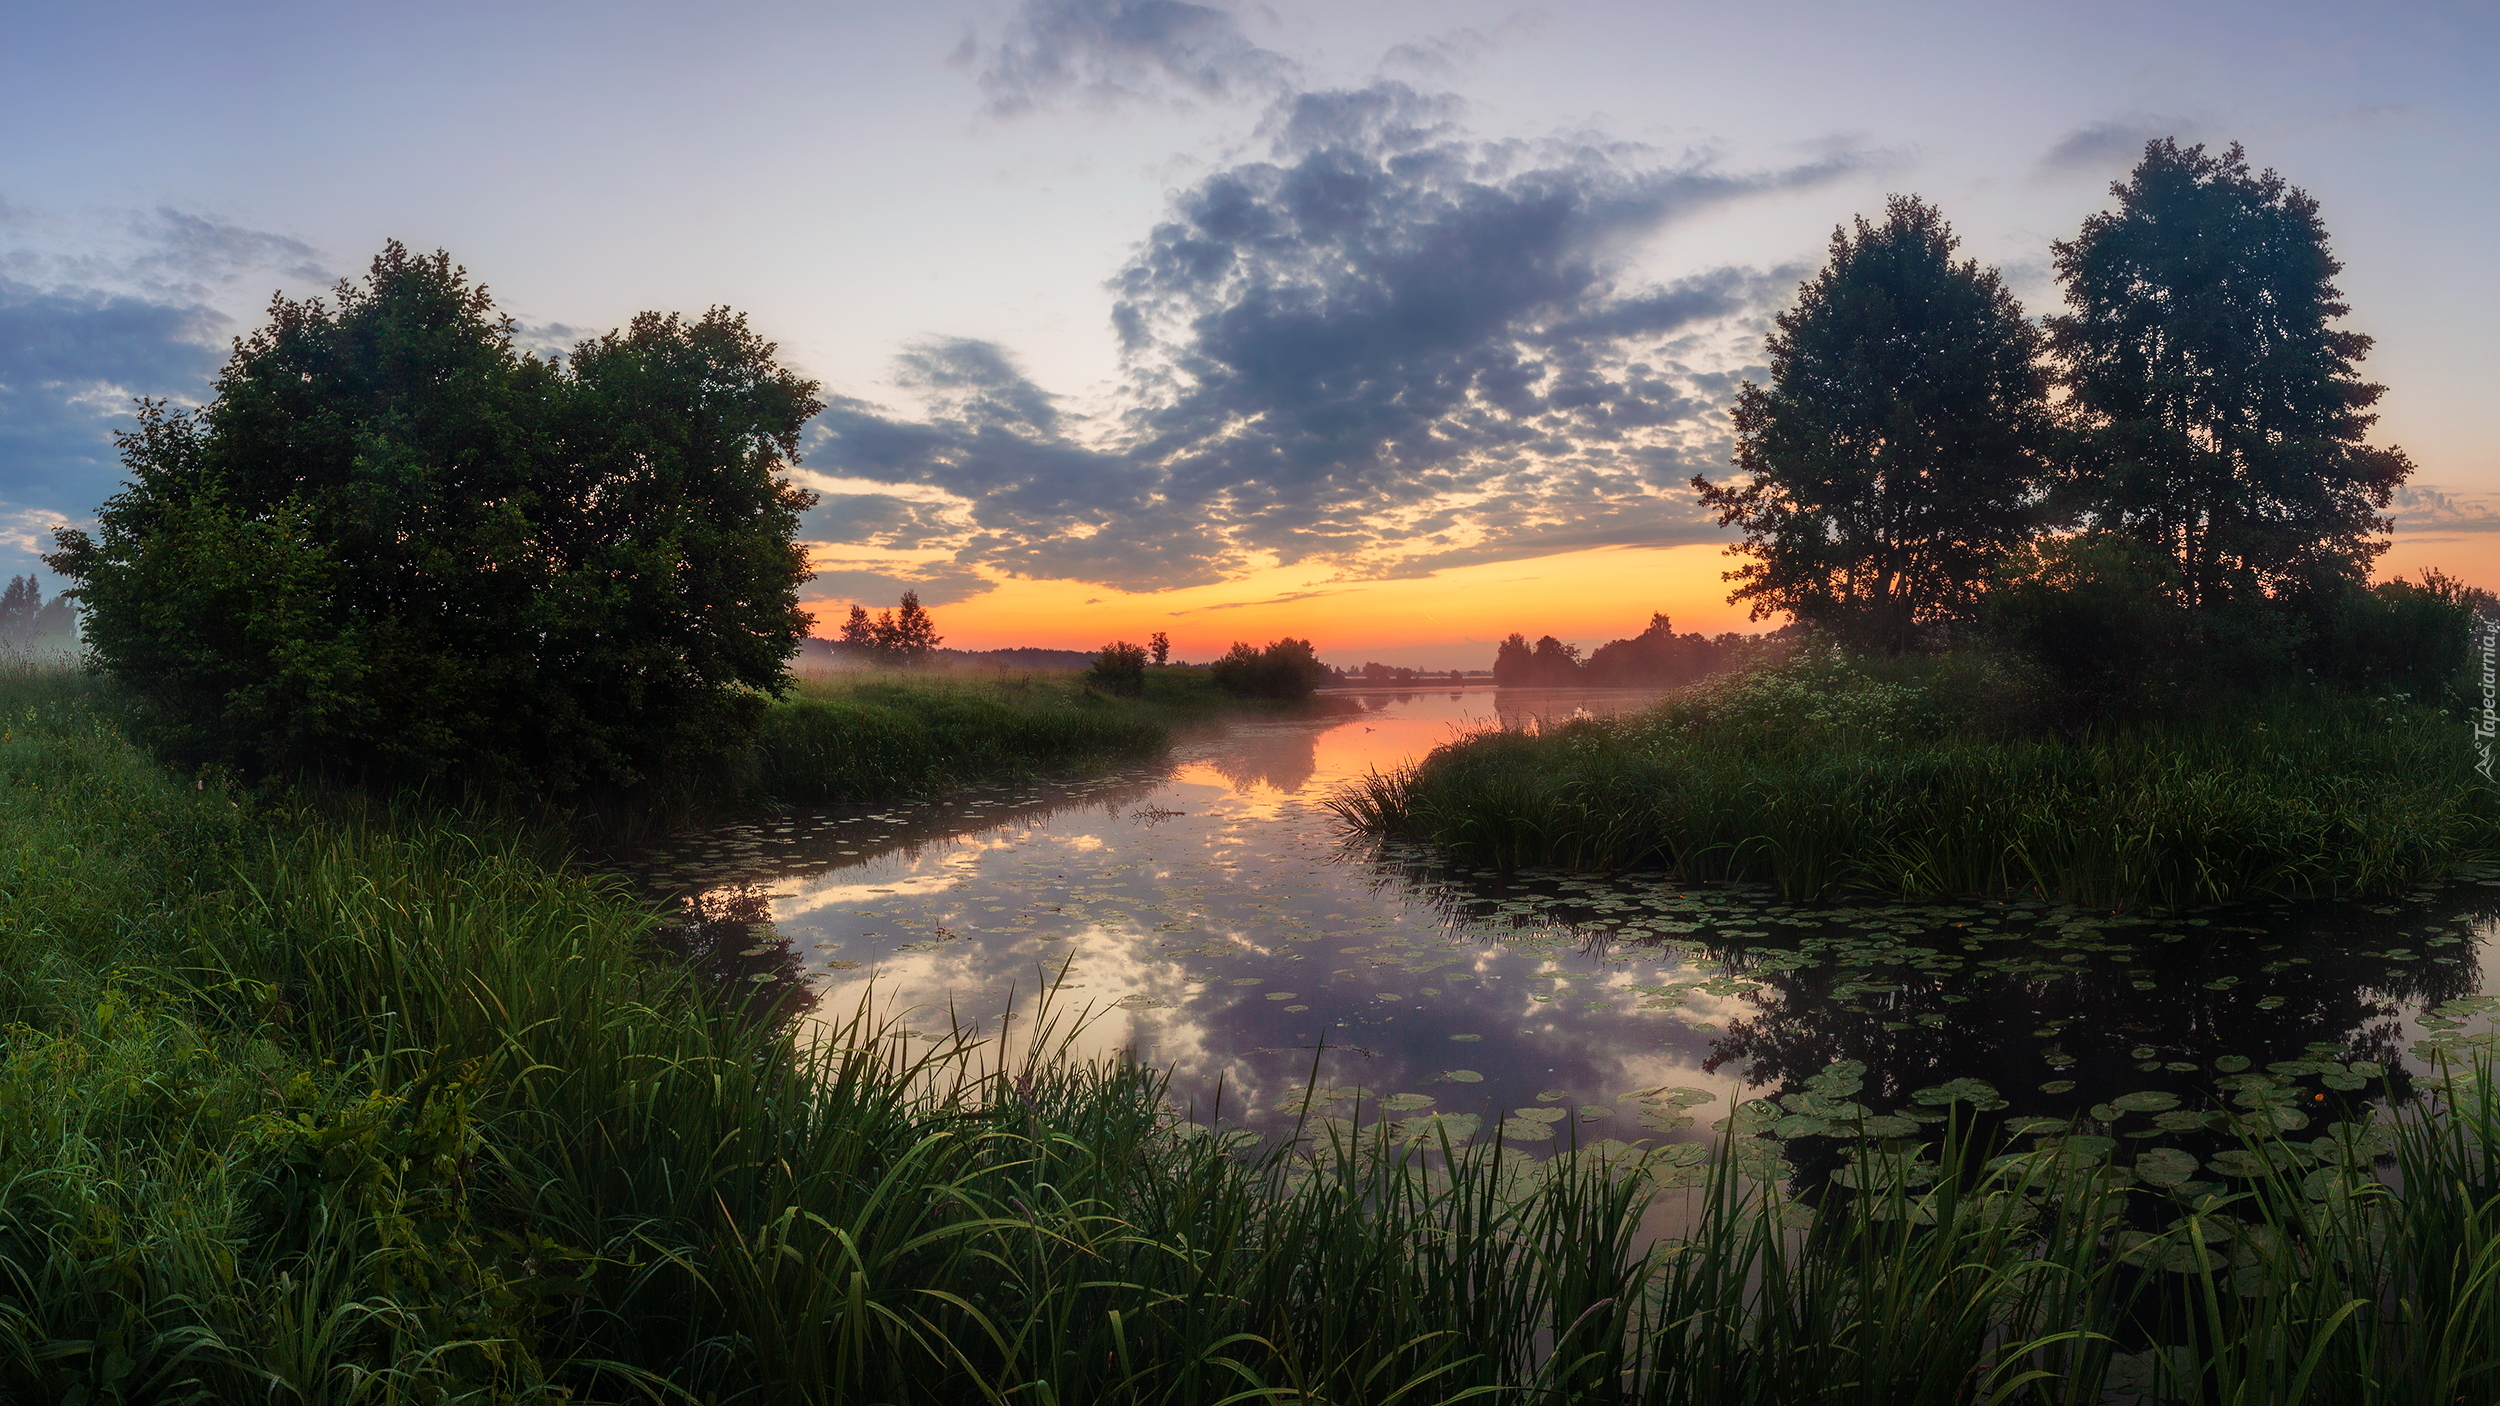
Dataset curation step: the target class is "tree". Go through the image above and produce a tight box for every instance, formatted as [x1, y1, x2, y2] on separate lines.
[1210, 638, 1325, 699]
[2048, 140, 2410, 607]
[1694, 196, 2050, 653]
[45, 243, 822, 793]
[0, 576, 40, 646]
[880, 590, 941, 662]
[834, 592, 944, 665]
[1149, 631, 1170, 667]
[1087, 641, 1148, 695]
[838, 605, 878, 652]
[1492, 632, 1534, 686]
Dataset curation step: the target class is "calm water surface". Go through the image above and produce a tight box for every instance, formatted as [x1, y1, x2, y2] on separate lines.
[626, 687, 2500, 1159]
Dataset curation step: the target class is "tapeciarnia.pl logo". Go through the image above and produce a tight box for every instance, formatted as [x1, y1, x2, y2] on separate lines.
[2477, 616, 2498, 782]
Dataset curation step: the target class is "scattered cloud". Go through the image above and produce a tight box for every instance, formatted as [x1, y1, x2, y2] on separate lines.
[0, 200, 331, 578]
[0, 280, 227, 552]
[2037, 115, 2195, 176]
[964, 0, 1297, 118]
[2391, 484, 2500, 535]
[0, 503, 75, 561]
[1376, 13, 1545, 79]
[812, 80, 1844, 591]
[1166, 587, 1351, 614]
[800, 559, 999, 608]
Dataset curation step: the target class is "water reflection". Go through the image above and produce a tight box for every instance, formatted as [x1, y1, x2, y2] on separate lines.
[617, 688, 2500, 1172]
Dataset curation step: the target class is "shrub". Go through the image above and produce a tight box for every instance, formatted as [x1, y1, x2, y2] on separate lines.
[1210, 637, 1325, 699]
[44, 243, 821, 796]
[1087, 641, 1149, 696]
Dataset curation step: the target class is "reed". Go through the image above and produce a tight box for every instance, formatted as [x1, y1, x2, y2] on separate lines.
[13, 662, 2500, 1403]
[1328, 650, 2497, 907]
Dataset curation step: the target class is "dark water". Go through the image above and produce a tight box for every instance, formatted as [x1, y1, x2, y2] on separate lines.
[622, 687, 2500, 1162]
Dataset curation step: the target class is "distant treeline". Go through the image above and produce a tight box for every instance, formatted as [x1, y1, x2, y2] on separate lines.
[1492, 613, 1773, 688]
[803, 638, 1099, 671]
[0, 576, 74, 651]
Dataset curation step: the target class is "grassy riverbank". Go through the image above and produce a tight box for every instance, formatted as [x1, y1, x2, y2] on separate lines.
[18, 662, 2500, 1402]
[752, 668, 1195, 802]
[588, 665, 1287, 836]
[1330, 650, 2500, 908]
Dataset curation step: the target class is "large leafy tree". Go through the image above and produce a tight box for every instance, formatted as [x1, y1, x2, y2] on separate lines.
[1693, 196, 2050, 652]
[47, 243, 822, 793]
[2048, 140, 2410, 607]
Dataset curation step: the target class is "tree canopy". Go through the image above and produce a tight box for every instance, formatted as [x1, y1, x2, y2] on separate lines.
[1695, 195, 2050, 652]
[47, 243, 822, 794]
[837, 591, 944, 664]
[2048, 140, 2410, 606]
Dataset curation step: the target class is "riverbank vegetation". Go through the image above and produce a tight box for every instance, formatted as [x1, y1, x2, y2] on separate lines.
[14, 662, 2500, 1400]
[753, 665, 1245, 804]
[1332, 644, 2498, 907]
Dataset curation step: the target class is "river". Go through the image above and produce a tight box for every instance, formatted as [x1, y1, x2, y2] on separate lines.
[624, 686, 2500, 1164]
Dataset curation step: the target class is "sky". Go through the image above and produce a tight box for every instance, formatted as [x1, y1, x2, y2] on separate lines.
[4, 0, 2495, 669]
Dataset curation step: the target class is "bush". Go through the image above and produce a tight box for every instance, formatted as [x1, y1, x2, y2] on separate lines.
[1982, 534, 2303, 718]
[2302, 570, 2482, 706]
[1210, 637, 1325, 699]
[1087, 640, 1149, 696]
[44, 243, 822, 797]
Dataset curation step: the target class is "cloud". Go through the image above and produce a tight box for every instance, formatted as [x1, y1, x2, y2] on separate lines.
[2037, 115, 2194, 176]
[800, 559, 999, 608]
[1375, 13, 1545, 79]
[0, 280, 226, 521]
[812, 81, 1843, 591]
[2390, 484, 2500, 535]
[1165, 587, 1351, 615]
[0, 201, 332, 578]
[966, 0, 1297, 117]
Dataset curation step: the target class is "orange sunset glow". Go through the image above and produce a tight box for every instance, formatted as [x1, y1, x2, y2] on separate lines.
[805, 529, 2500, 671]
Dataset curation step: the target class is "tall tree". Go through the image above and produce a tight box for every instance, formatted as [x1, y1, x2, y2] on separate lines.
[879, 590, 941, 662]
[47, 243, 821, 793]
[1694, 196, 2050, 652]
[2048, 140, 2410, 607]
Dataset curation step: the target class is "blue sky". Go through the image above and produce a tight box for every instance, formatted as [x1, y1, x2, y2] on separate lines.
[4, 0, 2494, 655]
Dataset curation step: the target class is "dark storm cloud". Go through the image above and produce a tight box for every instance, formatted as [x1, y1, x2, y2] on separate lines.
[967, 0, 1296, 117]
[813, 81, 1848, 590]
[2038, 116, 2192, 175]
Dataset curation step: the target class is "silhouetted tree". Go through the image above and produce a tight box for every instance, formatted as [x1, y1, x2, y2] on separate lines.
[0, 576, 41, 646]
[880, 590, 942, 662]
[1210, 638, 1325, 699]
[46, 243, 821, 792]
[1492, 632, 1534, 686]
[837, 605, 878, 652]
[1149, 630, 1170, 667]
[1695, 196, 2050, 653]
[2049, 140, 2411, 608]
[834, 591, 943, 664]
[1087, 641, 1147, 695]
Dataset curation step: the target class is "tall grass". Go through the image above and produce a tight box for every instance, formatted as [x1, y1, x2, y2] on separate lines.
[15, 661, 2500, 1402]
[1328, 649, 2499, 907]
